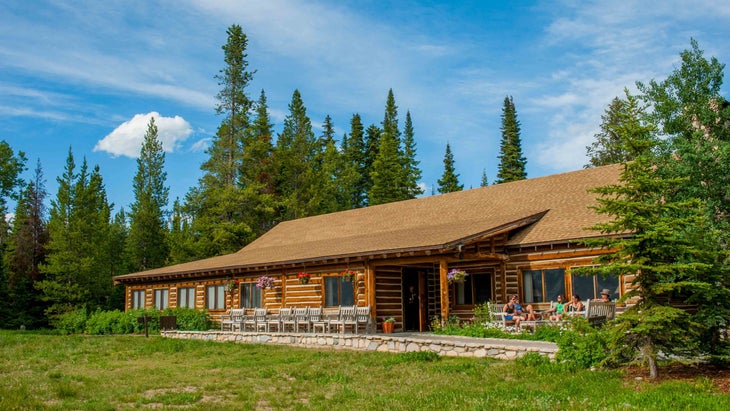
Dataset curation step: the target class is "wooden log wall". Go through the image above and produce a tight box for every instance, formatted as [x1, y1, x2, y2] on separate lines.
[374, 265, 403, 331]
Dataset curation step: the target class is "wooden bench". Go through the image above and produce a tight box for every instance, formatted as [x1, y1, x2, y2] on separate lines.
[584, 300, 616, 326]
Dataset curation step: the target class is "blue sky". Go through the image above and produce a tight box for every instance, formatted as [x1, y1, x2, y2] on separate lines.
[1, 0, 729, 213]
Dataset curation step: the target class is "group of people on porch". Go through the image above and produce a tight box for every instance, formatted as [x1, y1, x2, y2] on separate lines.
[502, 288, 612, 327]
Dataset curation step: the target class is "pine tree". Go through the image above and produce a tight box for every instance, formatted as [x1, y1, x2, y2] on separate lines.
[586, 89, 654, 167]
[368, 127, 402, 205]
[437, 143, 463, 194]
[37, 151, 116, 316]
[495, 96, 527, 183]
[185, 24, 256, 258]
[363, 124, 381, 204]
[4, 159, 48, 328]
[585, 149, 727, 379]
[480, 169, 489, 187]
[343, 113, 367, 208]
[638, 39, 730, 354]
[401, 111, 423, 198]
[127, 117, 170, 272]
[274, 90, 319, 220]
[239, 89, 277, 237]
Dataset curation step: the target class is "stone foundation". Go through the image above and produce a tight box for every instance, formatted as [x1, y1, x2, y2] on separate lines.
[161, 330, 557, 360]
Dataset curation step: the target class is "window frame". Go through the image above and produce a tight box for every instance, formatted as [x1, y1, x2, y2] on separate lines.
[324, 276, 354, 307]
[206, 284, 226, 310]
[521, 268, 566, 304]
[240, 282, 262, 309]
[177, 287, 196, 308]
[569, 266, 621, 301]
[153, 288, 169, 310]
[132, 290, 146, 309]
[453, 270, 494, 307]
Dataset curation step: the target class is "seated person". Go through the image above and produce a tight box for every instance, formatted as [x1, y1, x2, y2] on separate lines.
[596, 289, 611, 302]
[502, 294, 525, 328]
[513, 298, 538, 321]
[546, 294, 565, 321]
[564, 294, 584, 314]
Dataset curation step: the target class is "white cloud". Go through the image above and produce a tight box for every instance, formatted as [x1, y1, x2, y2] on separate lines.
[94, 112, 192, 158]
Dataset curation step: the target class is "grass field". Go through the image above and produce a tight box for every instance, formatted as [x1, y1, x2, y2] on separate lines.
[1, 330, 728, 410]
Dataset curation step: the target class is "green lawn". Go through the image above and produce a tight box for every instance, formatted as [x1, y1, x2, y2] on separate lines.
[0, 330, 727, 410]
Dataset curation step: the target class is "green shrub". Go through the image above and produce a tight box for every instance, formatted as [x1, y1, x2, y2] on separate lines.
[555, 327, 610, 369]
[162, 307, 212, 331]
[85, 309, 136, 335]
[53, 307, 88, 335]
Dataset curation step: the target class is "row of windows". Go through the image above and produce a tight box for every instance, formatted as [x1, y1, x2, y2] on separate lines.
[452, 267, 620, 306]
[131, 277, 355, 310]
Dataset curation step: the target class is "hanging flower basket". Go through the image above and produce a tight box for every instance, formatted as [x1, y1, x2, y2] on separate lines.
[256, 275, 275, 290]
[341, 269, 357, 282]
[447, 268, 468, 284]
[226, 279, 240, 292]
[297, 272, 310, 284]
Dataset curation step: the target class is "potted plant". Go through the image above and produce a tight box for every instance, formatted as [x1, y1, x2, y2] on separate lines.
[447, 268, 468, 284]
[256, 275, 275, 290]
[297, 272, 310, 284]
[381, 316, 395, 333]
[341, 269, 357, 282]
[226, 279, 240, 293]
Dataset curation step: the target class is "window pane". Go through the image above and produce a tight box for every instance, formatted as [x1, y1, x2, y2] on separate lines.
[473, 274, 492, 305]
[596, 275, 620, 300]
[206, 286, 215, 310]
[216, 285, 225, 309]
[324, 277, 339, 307]
[178, 287, 194, 308]
[340, 280, 354, 306]
[522, 269, 542, 303]
[251, 286, 261, 308]
[544, 269, 566, 301]
[571, 274, 594, 301]
[456, 276, 473, 305]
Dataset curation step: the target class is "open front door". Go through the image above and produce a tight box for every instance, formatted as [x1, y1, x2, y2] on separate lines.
[403, 269, 427, 332]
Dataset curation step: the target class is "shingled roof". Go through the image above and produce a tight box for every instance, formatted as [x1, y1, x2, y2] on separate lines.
[114, 164, 622, 283]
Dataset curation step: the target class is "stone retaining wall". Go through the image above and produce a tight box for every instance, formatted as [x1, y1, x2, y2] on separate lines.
[161, 331, 558, 360]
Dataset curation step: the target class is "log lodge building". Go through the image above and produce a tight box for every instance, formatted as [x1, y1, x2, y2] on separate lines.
[113, 164, 627, 332]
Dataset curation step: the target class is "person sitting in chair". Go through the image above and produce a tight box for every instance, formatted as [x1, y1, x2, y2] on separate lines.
[503, 295, 525, 328]
[546, 294, 566, 321]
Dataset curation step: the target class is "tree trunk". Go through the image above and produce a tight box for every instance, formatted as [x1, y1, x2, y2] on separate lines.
[640, 342, 658, 380]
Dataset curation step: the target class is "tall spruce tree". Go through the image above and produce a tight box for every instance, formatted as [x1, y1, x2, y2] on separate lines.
[495, 96, 527, 183]
[638, 39, 730, 355]
[343, 113, 367, 208]
[401, 111, 423, 198]
[4, 159, 47, 328]
[586, 89, 654, 167]
[185, 24, 255, 258]
[363, 124, 381, 204]
[437, 143, 463, 193]
[127, 117, 170, 271]
[274, 89, 319, 220]
[37, 151, 116, 316]
[239, 89, 277, 237]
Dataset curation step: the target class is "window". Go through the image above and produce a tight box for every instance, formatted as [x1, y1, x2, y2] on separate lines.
[240, 283, 262, 308]
[132, 290, 145, 309]
[178, 287, 195, 308]
[570, 267, 620, 300]
[324, 277, 354, 307]
[522, 268, 566, 303]
[455, 272, 492, 305]
[206, 284, 226, 310]
[153, 289, 169, 310]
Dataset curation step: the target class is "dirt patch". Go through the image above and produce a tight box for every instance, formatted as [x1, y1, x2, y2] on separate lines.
[623, 364, 730, 393]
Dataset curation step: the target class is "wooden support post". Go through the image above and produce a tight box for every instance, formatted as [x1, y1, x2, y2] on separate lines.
[439, 259, 449, 325]
[366, 264, 377, 322]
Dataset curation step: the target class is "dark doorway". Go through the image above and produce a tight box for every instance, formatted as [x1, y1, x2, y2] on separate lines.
[403, 268, 425, 331]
